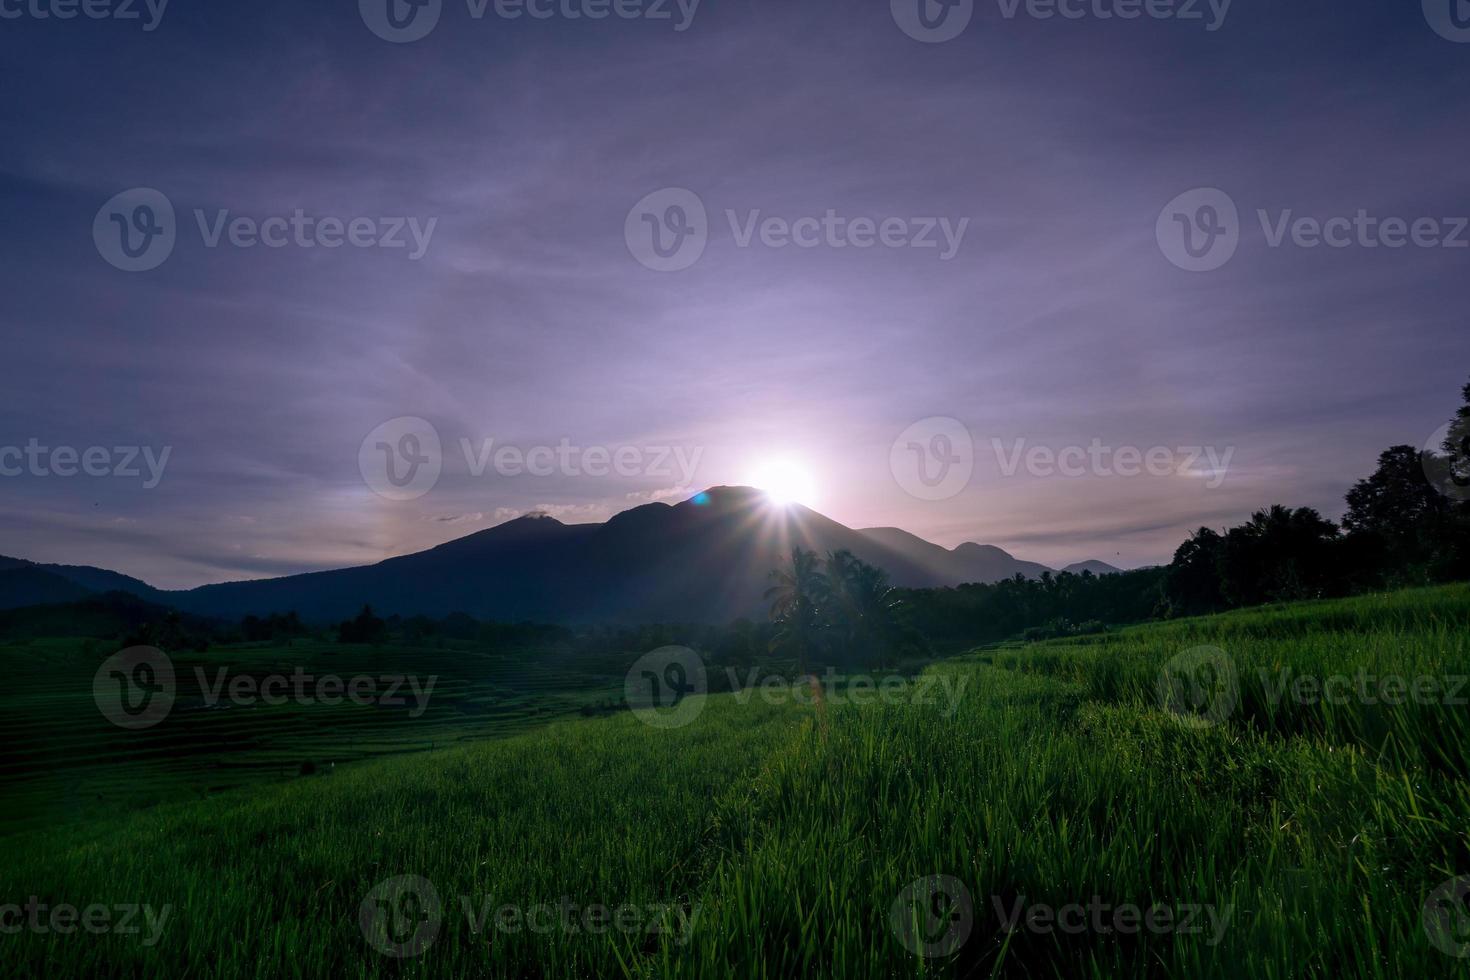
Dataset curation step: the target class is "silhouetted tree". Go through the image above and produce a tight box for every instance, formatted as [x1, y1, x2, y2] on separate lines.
[1165, 527, 1228, 616]
[1442, 376, 1470, 493]
[1342, 445, 1451, 585]
[764, 547, 829, 675]
[1344, 446, 1447, 538]
[337, 604, 387, 644]
[1219, 506, 1342, 606]
[824, 549, 904, 668]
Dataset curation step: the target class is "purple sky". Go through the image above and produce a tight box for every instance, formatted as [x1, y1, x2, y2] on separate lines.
[2, 0, 1468, 589]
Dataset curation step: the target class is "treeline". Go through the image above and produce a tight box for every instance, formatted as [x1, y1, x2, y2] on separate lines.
[1165, 379, 1470, 615]
[898, 376, 1470, 646]
[896, 567, 1168, 650]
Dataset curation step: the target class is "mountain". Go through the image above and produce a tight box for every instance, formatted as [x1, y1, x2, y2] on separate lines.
[1062, 560, 1123, 576]
[0, 555, 167, 605]
[854, 528, 1053, 583]
[0, 567, 95, 610]
[0, 488, 1126, 624]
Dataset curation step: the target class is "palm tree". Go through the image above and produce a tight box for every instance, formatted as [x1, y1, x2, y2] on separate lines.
[824, 550, 904, 668]
[764, 546, 829, 681]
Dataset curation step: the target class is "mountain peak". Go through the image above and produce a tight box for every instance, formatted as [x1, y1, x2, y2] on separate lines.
[952, 542, 1015, 559]
[686, 485, 768, 504]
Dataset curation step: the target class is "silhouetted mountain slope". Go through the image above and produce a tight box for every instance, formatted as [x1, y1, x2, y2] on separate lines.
[1062, 560, 1123, 576]
[854, 528, 1054, 583]
[0, 567, 95, 610]
[0, 490, 1125, 624]
[0, 555, 165, 605]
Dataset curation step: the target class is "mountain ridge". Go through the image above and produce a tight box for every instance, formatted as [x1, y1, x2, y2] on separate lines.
[0, 487, 1125, 623]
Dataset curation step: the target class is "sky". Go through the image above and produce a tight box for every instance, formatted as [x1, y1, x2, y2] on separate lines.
[1, 0, 1468, 589]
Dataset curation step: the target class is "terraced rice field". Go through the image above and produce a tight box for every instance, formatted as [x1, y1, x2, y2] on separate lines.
[0, 638, 629, 835]
[5, 586, 1470, 977]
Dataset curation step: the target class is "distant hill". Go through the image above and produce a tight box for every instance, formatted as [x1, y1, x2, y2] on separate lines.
[854, 527, 1054, 583]
[0, 555, 167, 606]
[1061, 560, 1123, 576]
[0, 567, 95, 610]
[0, 488, 1125, 625]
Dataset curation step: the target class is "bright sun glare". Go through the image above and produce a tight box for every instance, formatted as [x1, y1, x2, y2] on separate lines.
[747, 459, 819, 508]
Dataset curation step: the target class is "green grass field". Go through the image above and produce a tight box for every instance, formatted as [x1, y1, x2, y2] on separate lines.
[4, 585, 1470, 977]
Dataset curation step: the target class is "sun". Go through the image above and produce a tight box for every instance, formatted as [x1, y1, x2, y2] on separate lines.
[747, 458, 819, 508]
